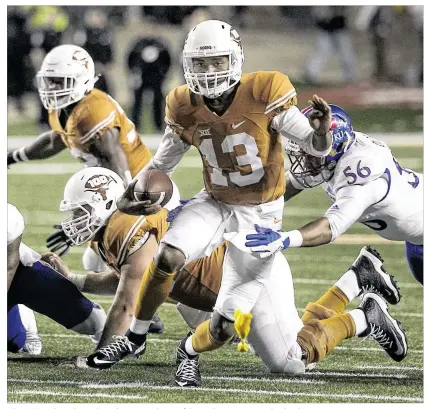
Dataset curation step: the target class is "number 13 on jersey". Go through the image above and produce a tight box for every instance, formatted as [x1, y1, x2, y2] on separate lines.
[199, 133, 265, 187]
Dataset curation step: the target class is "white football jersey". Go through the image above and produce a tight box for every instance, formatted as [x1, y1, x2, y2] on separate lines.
[321, 132, 423, 244]
[8, 203, 25, 245]
[7, 203, 41, 265]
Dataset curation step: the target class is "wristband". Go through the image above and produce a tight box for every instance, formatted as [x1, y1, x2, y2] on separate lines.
[285, 230, 303, 248]
[68, 273, 87, 291]
[12, 147, 29, 163]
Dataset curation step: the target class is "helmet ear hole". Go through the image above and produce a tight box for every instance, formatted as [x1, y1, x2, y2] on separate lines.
[106, 200, 113, 210]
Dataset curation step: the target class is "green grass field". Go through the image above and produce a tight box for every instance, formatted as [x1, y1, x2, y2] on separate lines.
[7, 134, 423, 403]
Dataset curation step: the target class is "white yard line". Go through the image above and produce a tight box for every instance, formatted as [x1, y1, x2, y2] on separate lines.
[203, 375, 324, 384]
[356, 365, 423, 371]
[7, 379, 422, 402]
[37, 334, 424, 354]
[7, 157, 423, 175]
[10, 390, 147, 401]
[7, 133, 424, 149]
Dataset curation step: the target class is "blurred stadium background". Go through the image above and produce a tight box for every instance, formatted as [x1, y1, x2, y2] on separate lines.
[7, 5, 423, 404]
[8, 5, 423, 135]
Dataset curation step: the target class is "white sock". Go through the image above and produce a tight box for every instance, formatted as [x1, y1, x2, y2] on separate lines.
[335, 270, 360, 302]
[185, 335, 198, 356]
[349, 309, 368, 336]
[129, 317, 151, 335]
[18, 305, 38, 334]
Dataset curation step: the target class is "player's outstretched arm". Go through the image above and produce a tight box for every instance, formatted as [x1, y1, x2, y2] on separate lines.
[90, 127, 133, 186]
[246, 179, 389, 256]
[41, 252, 119, 295]
[8, 131, 66, 166]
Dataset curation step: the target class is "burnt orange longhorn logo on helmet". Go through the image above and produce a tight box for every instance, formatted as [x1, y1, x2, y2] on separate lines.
[72, 50, 89, 70]
[84, 175, 113, 200]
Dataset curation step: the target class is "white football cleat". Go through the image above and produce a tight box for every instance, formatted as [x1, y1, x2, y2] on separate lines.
[23, 332, 43, 355]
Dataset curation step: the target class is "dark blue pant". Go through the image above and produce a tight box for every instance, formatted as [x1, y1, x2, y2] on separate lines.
[7, 305, 26, 353]
[8, 261, 94, 329]
[405, 242, 423, 285]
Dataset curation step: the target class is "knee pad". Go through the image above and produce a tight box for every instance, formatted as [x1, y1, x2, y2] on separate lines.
[155, 244, 186, 274]
[82, 246, 108, 273]
[260, 341, 306, 375]
[210, 311, 235, 343]
[71, 302, 106, 336]
[297, 320, 329, 364]
[301, 302, 337, 323]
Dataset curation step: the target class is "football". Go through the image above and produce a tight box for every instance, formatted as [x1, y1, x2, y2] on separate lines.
[132, 169, 173, 207]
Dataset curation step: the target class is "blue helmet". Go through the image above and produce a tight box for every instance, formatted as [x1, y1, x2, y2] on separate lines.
[284, 104, 355, 188]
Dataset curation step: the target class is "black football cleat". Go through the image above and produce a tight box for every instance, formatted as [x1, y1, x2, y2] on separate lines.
[359, 293, 408, 362]
[148, 312, 164, 334]
[86, 334, 146, 370]
[174, 332, 201, 387]
[351, 245, 401, 305]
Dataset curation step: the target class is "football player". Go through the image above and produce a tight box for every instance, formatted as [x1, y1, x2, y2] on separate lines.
[7, 44, 164, 332]
[245, 104, 423, 285]
[111, 19, 334, 387]
[47, 167, 407, 384]
[40, 166, 180, 348]
[7, 44, 151, 265]
[7, 202, 107, 350]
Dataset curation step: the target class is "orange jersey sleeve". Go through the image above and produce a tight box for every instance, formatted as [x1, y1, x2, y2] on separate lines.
[254, 71, 297, 116]
[50, 89, 151, 176]
[100, 209, 168, 271]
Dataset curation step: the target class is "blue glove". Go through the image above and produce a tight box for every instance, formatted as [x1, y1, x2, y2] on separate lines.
[166, 200, 190, 223]
[245, 224, 290, 257]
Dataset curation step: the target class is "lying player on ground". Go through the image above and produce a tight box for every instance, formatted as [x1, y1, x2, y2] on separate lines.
[47, 166, 407, 386]
[7, 44, 164, 333]
[111, 19, 333, 385]
[246, 104, 423, 285]
[7, 203, 106, 351]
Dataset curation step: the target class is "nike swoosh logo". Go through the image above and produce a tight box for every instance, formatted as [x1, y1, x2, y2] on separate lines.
[395, 341, 404, 356]
[92, 357, 113, 365]
[135, 343, 146, 355]
[231, 120, 245, 129]
[176, 381, 189, 387]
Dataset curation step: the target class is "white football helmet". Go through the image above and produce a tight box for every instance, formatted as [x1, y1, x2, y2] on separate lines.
[60, 167, 125, 245]
[37, 44, 96, 110]
[183, 20, 244, 99]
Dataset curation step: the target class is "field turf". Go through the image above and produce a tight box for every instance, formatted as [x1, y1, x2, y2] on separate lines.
[7, 133, 423, 404]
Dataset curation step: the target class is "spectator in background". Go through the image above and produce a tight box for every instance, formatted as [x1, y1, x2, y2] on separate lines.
[230, 6, 248, 29]
[7, 7, 34, 114]
[355, 6, 392, 83]
[303, 6, 357, 85]
[142, 6, 200, 26]
[127, 37, 171, 133]
[73, 8, 114, 95]
[24, 5, 69, 132]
